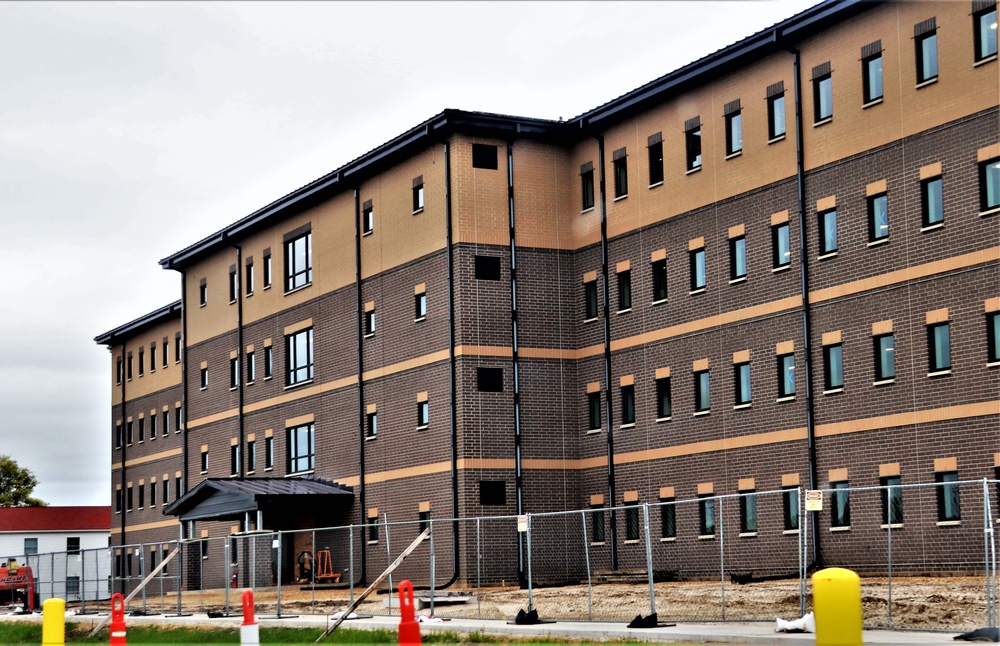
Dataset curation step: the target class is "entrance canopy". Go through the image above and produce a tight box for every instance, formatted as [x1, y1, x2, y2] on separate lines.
[163, 477, 353, 523]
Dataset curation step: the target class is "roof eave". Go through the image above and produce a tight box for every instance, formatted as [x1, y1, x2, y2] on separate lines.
[94, 300, 182, 346]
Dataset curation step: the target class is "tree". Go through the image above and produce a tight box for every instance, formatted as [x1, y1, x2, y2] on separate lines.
[0, 455, 46, 507]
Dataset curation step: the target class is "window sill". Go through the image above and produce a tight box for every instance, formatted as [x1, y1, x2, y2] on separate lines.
[937, 520, 961, 527]
[414, 316, 426, 323]
[412, 208, 424, 216]
[783, 529, 800, 535]
[987, 362, 1000, 368]
[284, 282, 312, 296]
[199, 303, 206, 308]
[880, 524, 904, 530]
[817, 252, 838, 261]
[823, 387, 844, 395]
[286, 470, 315, 477]
[648, 181, 663, 190]
[590, 541, 606, 547]
[586, 429, 602, 435]
[619, 423, 635, 429]
[698, 534, 716, 540]
[867, 238, 889, 247]
[693, 410, 711, 417]
[616, 308, 632, 315]
[581, 207, 595, 215]
[656, 416, 672, 423]
[264, 467, 273, 472]
[284, 379, 314, 390]
[200, 386, 207, 392]
[739, 532, 758, 538]
[830, 526, 851, 532]
[651, 298, 667, 306]
[416, 425, 428, 432]
[364, 333, 375, 339]
[686, 166, 702, 176]
[772, 265, 791, 273]
[733, 403, 752, 410]
[776, 395, 796, 403]
[613, 194, 628, 202]
[689, 287, 706, 295]
[365, 435, 377, 441]
[263, 284, 271, 291]
[229, 386, 238, 392]
[921, 222, 944, 232]
[813, 117, 833, 128]
[229, 299, 237, 305]
[768, 134, 787, 145]
[200, 471, 208, 475]
[729, 276, 747, 285]
[872, 378, 895, 387]
[246, 291, 253, 298]
[927, 369, 952, 378]
[974, 54, 998, 67]
[246, 380, 255, 386]
[363, 230, 373, 237]
[915, 77, 938, 90]
[247, 470, 255, 476]
[367, 541, 379, 545]
[980, 207, 1000, 218]
[725, 151, 742, 161]
[660, 537, 676, 542]
[862, 97, 884, 109]
[624, 539, 639, 545]
[583, 317, 598, 324]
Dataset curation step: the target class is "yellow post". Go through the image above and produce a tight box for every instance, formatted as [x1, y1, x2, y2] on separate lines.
[813, 567, 863, 645]
[41, 598, 65, 646]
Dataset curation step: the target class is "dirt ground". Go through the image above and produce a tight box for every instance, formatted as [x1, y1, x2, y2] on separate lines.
[107, 576, 992, 632]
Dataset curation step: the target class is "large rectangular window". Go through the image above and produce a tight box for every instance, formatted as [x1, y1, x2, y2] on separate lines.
[862, 43, 883, 104]
[740, 491, 757, 533]
[584, 280, 598, 320]
[699, 495, 716, 536]
[613, 148, 628, 198]
[928, 321, 952, 373]
[580, 162, 595, 211]
[734, 361, 752, 406]
[874, 333, 895, 381]
[812, 64, 833, 123]
[974, 4, 998, 62]
[287, 422, 315, 473]
[988, 312, 1000, 363]
[284, 230, 312, 291]
[915, 20, 939, 84]
[651, 259, 667, 302]
[831, 481, 851, 528]
[818, 209, 838, 255]
[824, 343, 844, 390]
[685, 120, 702, 171]
[647, 136, 664, 186]
[772, 223, 790, 268]
[694, 369, 711, 412]
[778, 353, 796, 397]
[475, 255, 501, 281]
[587, 392, 602, 431]
[729, 236, 747, 280]
[980, 158, 1000, 212]
[24, 538, 38, 556]
[689, 248, 706, 292]
[656, 377, 672, 420]
[617, 270, 632, 311]
[880, 476, 903, 525]
[620, 384, 635, 426]
[868, 193, 889, 242]
[724, 101, 742, 156]
[936, 472, 961, 522]
[286, 328, 314, 385]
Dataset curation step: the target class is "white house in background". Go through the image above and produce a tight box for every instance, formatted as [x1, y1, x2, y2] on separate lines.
[0, 506, 111, 604]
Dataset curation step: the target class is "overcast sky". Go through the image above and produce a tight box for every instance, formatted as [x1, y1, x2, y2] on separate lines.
[0, 0, 815, 507]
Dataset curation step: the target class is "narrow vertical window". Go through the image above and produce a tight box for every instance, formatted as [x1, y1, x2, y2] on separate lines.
[415, 292, 427, 320]
[199, 280, 207, 306]
[584, 280, 598, 320]
[265, 436, 274, 469]
[149, 414, 156, 439]
[412, 176, 424, 213]
[620, 384, 635, 426]
[200, 367, 208, 389]
[724, 100, 742, 157]
[612, 148, 628, 198]
[734, 361, 752, 406]
[651, 258, 667, 302]
[699, 495, 716, 536]
[684, 117, 702, 171]
[591, 505, 606, 543]
[417, 401, 429, 428]
[625, 504, 640, 541]
[126, 487, 133, 512]
[149, 344, 156, 373]
[200, 448, 209, 473]
[246, 351, 255, 383]
[263, 251, 272, 288]
[694, 369, 711, 412]
[127, 420, 133, 444]
[783, 487, 800, 531]
[230, 443, 240, 476]
[868, 193, 889, 242]
[580, 162, 595, 211]
[831, 481, 851, 527]
[689, 248, 706, 291]
[617, 270, 632, 312]
[812, 62, 833, 123]
[245, 260, 254, 296]
[922, 176, 944, 226]
[974, 4, 998, 63]
[368, 514, 379, 543]
[138, 417, 144, 442]
[818, 209, 838, 255]
[936, 472, 961, 521]
[418, 510, 431, 533]
[366, 411, 378, 438]
[873, 333, 895, 381]
[175, 333, 181, 363]
[862, 41, 884, 104]
[647, 134, 664, 186]
[766, 81, 786, 140]
[138, 349, 144, 377]
[364, 308, 376, 336]
[987, 311, 1000, 364]
[116, 357, 123, 385]
[284, 229, 312, 291]
[655, 377, 672, 420]
[778, 353, 796, 397]
[880, 476, 903, 525]
[915, 19, 939, 84]
[229, 357, 240, 389]
[772, 223, 791, 268]
[729, 236, 747, 280]
[660, 498, 676, 539]
[980, 158, 1000, 212]
[247, 440, 256, 472]
[363, 200, 374, 234]
[824, 343, 844, 390]
[739, 491, 757, 533]
[264, 346, 273, 379]
[587, 392, 602, 431]
[928, 321, 952, 373]
[115, 422, 122, 449]
[229, 268, 238, 302]
[163, 339, 169, 368]
[176, 406, 183, 432]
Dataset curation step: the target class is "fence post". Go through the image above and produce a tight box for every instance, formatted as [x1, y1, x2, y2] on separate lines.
[429, 520, 436, 616]
[310, 530, 316, 615]
[526, 513, 533, 612]
[51, 551, 56, 602]
[581, 510, 592, 622]
[224, 539, 231, 615]
[984, 478, 995, 628]
[643, 503, 655, 616]
[384, 515, 393, 615]
[801, 487, 808, 618]
[348, 526, 354, 606]
[250, 535, 256, 595]
[80, 549, 86, 614]
[798, 487, 805, 618]
[140, 546, 147, 614]
[718, 496, 725, 621]
[887, 489, 893, 630]
[276, 532, 283, 617]
[476, 518, 481, 620]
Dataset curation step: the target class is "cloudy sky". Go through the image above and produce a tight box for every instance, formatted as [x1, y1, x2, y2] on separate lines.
[0, 0, 815, 507]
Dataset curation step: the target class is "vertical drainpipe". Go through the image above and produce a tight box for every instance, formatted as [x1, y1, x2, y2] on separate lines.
[233, 244, 244, 476]
[444, 141, 461, 586]
[181, 272, 189, 495]
[506, 140, 526, 584]
[789, 45, 821, 567]
[354, 188, 367, 584]
[119, 340, 127, 594]
[596, 135, 618, 570]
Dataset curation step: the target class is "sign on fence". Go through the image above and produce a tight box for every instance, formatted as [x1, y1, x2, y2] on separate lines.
[805, 489, 823, 511]
[516, 515, 528, 532]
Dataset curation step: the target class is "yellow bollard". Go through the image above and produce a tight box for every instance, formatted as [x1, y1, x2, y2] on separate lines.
[41, 598, 66, 646]
[813, 567, 863, 645]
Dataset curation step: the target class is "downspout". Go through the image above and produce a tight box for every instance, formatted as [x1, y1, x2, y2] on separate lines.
[444, 140, 461, 588]
[119, 340, 127, 594]
[233, 243, 245, 476]
[506, 141, 526, 586]
[596, 135, 618, 570]
[354, 189, 367, 585]
[181, 272, 189, 495]
[789, 45, 821, 567]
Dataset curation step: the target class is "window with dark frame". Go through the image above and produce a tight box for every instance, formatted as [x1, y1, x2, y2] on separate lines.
[127, 354, 133, 380]
[936, 471, 961, 521]
[474, 255, 502, 281]
[264, 346, 273, 379]
[247, 351, 255, 383]
[138, 349, 144, 377]
[580, 162, 595, 211]
[818, 209, 838, 255]
[115, 489, 122, 513]
[724, 100, 742, 156]
[366, 411, 377, 438]
[617, 270, 632, 311]
[149, 481, 156, 506]
[980, 158, 1000, 212]
[684, 117, 702, 171]
[729, 235, 747, 280]
[922, 175, 944, 226]
[612, 147, 628, 198]
[417, 400, 429, 428]
[862, 41, 884, 104]
[116, 357, 123, 385]
[162, 480, 169, 505]
[285, 229, 312, 291]
[824, 343, 844, 390]
[988, 311, 1000, 363]
[880, 475, 903, 525]
[587, 391, 602, 431]
[699, 495, 716, 535]
[419, 510, 431, 533]
[368, 515, 379, 543]
[656, 377, 672, 419]
[812, 62, 833, 123]
[127, 420, 133, 444]
[137, 484, 144, 509]
[115, 423, 122, 449]
[162, 410, 169, 434]
[415, 292, 427, 320]
[694, 369, 711, 412]
[477, 367, 504, 392]
[584, 279, 598, 320]
[472, 144, 499, 170]
[364, 308, 376, 336]
[200, 449, 208, 473]
[772, 222, 791, 268]
[648, 133, 664, 186]
[200, 366, 208, 389]
[149, 413, 156, 439]
[138, 417, 144, 442]
[412, 176, 424, 212]
[783, 486, 800, 531]
[868, 193, 889, 242]
[974, 2, 998, 62]
[778, 353, 796, 397]
[874, 332, 895, 381]
[363, 200, 374, 234]
[230, 443, 240, 476]
[175, 477, 182, 501]
[176, 406, 183, 432]
[286, 328, 314, 385]
[915, 18, 939, 84]
[591, 505, 606, 543]
[766, 81, 786, 140]
[625, 504, 640, 541]
[229, 268, 238, 302]
[245, 260, 254, 296]
[740, 491, 757, 533]
[265, 436, 274, 469]
[651, 258, 667, 302]
[199, 280, 207, 307]
[163, 339, 169, 368]
[149, 344, 156, 373]
[479, 481, 506, 506]
[175, 333, 181, 362]
[734, 361, 752, 405]
[263, 252, 272, 288]
[690, 248, 706, 291]
[831, 481, 851, 527]
[248, 440, 256, 472]
[230, 357, 240, 389]
[928, 321, 952, 372]
[287, 422, 315, 473]
[620, 384, 635, 425]
[661, 499, 676, 539]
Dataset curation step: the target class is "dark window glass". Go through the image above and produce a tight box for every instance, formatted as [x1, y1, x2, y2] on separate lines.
[778, 353, 796, 397]
[176, 406, 183, 432]
[127, 355, 133, 380]
[661, 500, 676, 538]
[364, 309, 376, 336]
[284, 231, 312, 291]
[868, 194, 889, 241]
[772, 223, 791, 268]
[366, 412, 377, 438]
[783, 487, 800, 531]
[916, 31, 938, 83]
[287, 422, 315, 472]
[768, 94, 786, 139]
[584, 280, 598, 320]
[199, 283, 207, 306]
[67, 537, 81, 555]
[656, 377, 672, 419]
[286, 328, 314, 385]
[116, 357, 123, 385]
[412, 183, 424, 212]
[874, 333, 895, 381]
[230, 443, 240, 476]
[648, 142, 664, 185]
[581, 169, 595, 211]
[149, 414, 156, 439]
[263, 255, 272, 288]
[363, 205, 374, 234]
[617, 270, 632, 311]
[725, 112, 742, 156]
[740, 492, 757, 533]
[613, 156, 628, 198]
[479, 481, 506, 506]
[138, 484, 145, 509]
[115, 423, 122, 449]
[880, 476, 903, 525]
[699, 496, 715, 535]
[149, 481, 156, 506]
[690, 249, 706, 291]
[936, 472, 961, 521]
[474, 255, 502, 281]
[415, 292, 427, 319]
[264, 346, 273, 379]
[625, 505, 640, 541]
[230, 357, 239, 388]
[988, 312, 1000, 363]
[245, 262, 254, 295]
[477, 367, 504, 392]
[863, 54, 883, 103]
[265, 436, 274, 469]
[175, 335, 181, 362]
[928, 322, 951, 372]
[127, 487, 135, 512]
[246, 351, 255, 383]
[734, 362, 752, 405]
[824, 344, 844, 390]
[651, 259, 667, 302]
[620, 384, 635, 425]
[229, 270, 238, 302]
[138, 349, 144, 377]
[368, 518, 379, 543]
[417, 401, 429, 428]
[418, 511, 431, 533]
[472, 144, 498, 170]
[162, 480, 169, 505]
[248, 440, 256, 472]
[729, 236, 747, 280]
[127, 420, 133, 444]
[814, 74, 833, 122]
[163, 340, 169, 368]
[980, 158, 1000, 212]
[200, 450, 208, 473]
[591, 506, 606, 543]
[831, 481, 851, 527]
[138, 417, 144, 442]
[685, 126, 702, 171]
[115, 489, 122, 513]
[695, 370, 711, 412]
[818, 209, 838, 254]
[975, 7, 998, 62]
[587, 392, 602, 430]
[922, 177, 944, 226]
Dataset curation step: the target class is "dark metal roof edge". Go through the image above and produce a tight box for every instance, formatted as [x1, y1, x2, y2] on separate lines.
[161, 478, 230, 517]
[94, 300, 182, 346]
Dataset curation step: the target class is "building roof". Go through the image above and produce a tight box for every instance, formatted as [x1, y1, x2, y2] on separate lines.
[163, 477, 353, 522]
[0, 506, 111, 533]
[94, 300, 181, 346]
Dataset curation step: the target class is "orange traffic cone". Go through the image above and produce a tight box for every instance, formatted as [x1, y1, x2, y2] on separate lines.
[241, 590, 259, 645]
[397, 580, 421, 646]
[109, 593, 126, 646]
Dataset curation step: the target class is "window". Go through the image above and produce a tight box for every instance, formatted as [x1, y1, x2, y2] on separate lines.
[245, 261, 254, 296]
[818, 209, 838, 255]
[368, 515, 379, 543]
[286, 328, 314, 385]
[587, 392, 602, 431]
[612, 148, 628, 198]
[163, 339, 169, 368]
[175, 477, 182, 500]
[417, 401, 429, 428]
[176, 406, 183, 432]
[724, 101, 742, 156]
[783, 487, 800, 531]
[364, 309, 376, 336]
[648, 137, 664, 186]
[479, 481, 506, 506]
[591, 505, 606, 543]
[229, 357, 240, 389]
[161, 547, 169, 576]
[660, 499, 676, 539]
[138, 417, 144, 443]
[921, 176, 944, 227]
[580, 162, 595, 211]
[874, 333, 895, 381]
[740, 491, 757, 533]
[928, 321, 951, 372]
[974, 4, 998, 62]
[684, 119, 702, 171]
[287, 422, 315, 473]
[200, 540, 208, 559]
[415, 292, 427, 320]
[199, 281, 207, 307]
[584, 280, 598, 320]
[229, 268, 238, 302]
[366, 411, 378, 438]
[246, 351, 255, 383]
[67, 537, 80, 555]
[149, 481, 156, 506]
[127, 420, 133, 445]
[651, 259, 667, 302]
[980, 158, 1000, 212]
[149, 414, 156, 439]
[936, 472, 961, 521]
[699, 495, 716, 536]
[200, 366, 208, 389]
[767, 90, 786, 140]
[230, 443, 240, 476]
[67, 576, 80, 597]
[824, 343, 844, 390]
[137, 484, 144, 509]
[162, 410, 169, 434]
[862, 44, 883, 104]
[248, 440, 256, 473]
[162, 480, 169, 505]
[734, 361, 752, 405]
[656, 377, 672, 419]
[418, 510, 431, 533]
[772, 223, 791, 268]
[285, 230, 312, 291]
[138, 349, 144, 377]
[694, 369, 711, 412]
[617, 270, 631, 311]
[149, 345, 156, 373]
[474, 255, 501, 281]
[363, 201, 374, 235]
[778, 353, 796, 398]
[24, 538, 37, 556]
[625, 504, 640, 541]
[472, 144, 498, 170]
[116, 357, 123, 385]
[265, 436, 274, 470]
[412, 178, 424, 212]
[476, 367, 504, 392]
[689, 248, 706, 291]
[200, 448, 208, 473]
[880, 476, 903, 525]
[812, 64, 833, 123]
[868, 193, 889, 242]
[175, 334, 181, 363]
[915, 20, 938, 84]
[115, 489, 122, 513]
[263, 252, 272, 288]
[115, 423, 122, 449]
[620, 384, 635, 426]
[831, 481, 851, 527]
[988, 311, 1000, 363]
[126, 486, 133, 511]
[729, 236, 747, 280]
[127, 354, 133, 380]
[264, 346, 273, 379]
